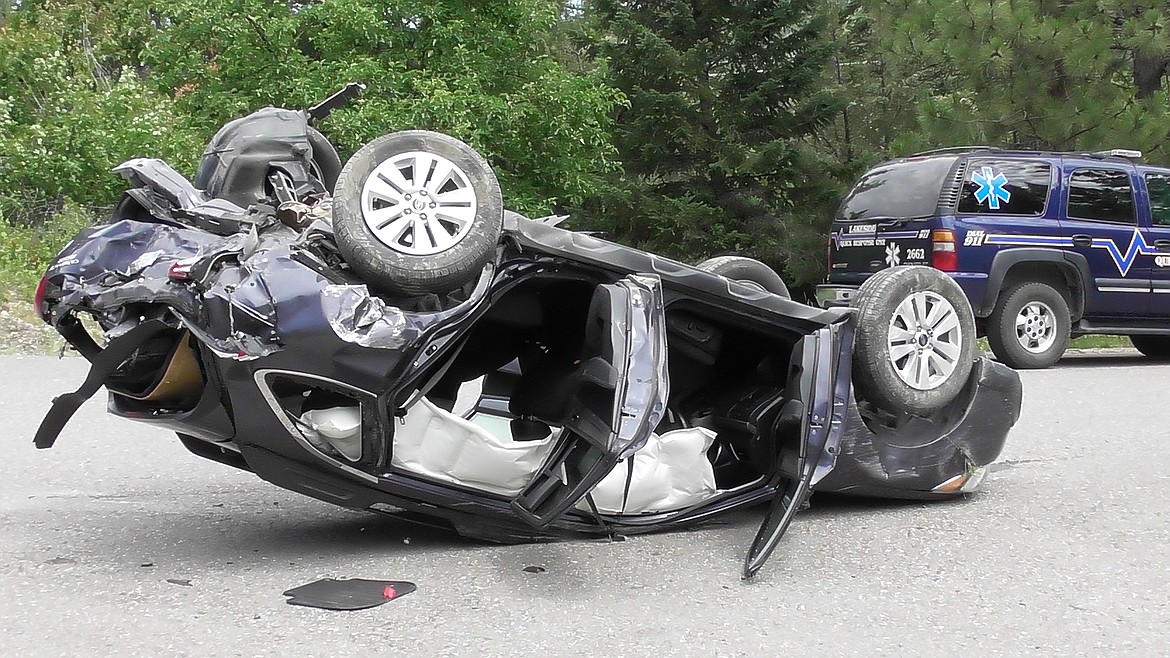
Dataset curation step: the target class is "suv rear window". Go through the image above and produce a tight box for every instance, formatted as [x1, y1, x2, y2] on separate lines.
[836, 156, 957, 221]
[1067, 168, 1135, 224]
[957, 159, 1052, 216]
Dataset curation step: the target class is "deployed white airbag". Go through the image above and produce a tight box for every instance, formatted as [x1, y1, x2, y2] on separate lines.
[388, 399, 720, 513]
[391, 398, 556, 497]
[300, 406, 363, 461]
[576, 427, 718, 514]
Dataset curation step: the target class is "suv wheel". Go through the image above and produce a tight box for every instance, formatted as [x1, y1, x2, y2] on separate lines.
[1129, 335, 1170, 360]
[986, 281, 1070, 369]
[852, 266, 976, 416]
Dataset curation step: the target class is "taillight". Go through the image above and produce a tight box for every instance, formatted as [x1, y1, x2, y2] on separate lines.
[931, 229, 958, 271]
[33, 274, 49, 320]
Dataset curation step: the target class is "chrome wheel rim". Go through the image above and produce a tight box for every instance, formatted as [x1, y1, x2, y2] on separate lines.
[360, 151, 478, 256]
[888, 291, 963, 390]
[1015, 301, 1056, 354]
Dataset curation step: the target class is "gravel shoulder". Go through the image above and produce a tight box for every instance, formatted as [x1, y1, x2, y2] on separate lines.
[0, 294, 61, 355]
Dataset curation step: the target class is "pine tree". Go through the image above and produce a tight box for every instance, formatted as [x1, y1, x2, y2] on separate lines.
[868, 0, 1170, 157]
[580, 0, 844, 285]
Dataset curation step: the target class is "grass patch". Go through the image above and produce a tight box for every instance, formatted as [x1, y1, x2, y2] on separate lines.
[977, 334, 1132, 352]
[1068, 334, 1131, 349]
[0, 203, 94, 299]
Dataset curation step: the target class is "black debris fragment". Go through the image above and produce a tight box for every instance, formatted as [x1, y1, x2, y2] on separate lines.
[522, 565, 546, 574]
[166, 578, 193, 587]
[283, 578, 417, 611]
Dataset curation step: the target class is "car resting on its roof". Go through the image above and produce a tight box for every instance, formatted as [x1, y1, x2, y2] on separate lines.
[32, 86, 1022, 578]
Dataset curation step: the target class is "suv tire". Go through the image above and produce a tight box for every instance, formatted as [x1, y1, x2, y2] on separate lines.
[333, 131, 503, 296]
[986, 281, 1070, 369]
[1129, 335, 1170, 359]
[852, 266, 975, 416]
[695, 256, 790, 298]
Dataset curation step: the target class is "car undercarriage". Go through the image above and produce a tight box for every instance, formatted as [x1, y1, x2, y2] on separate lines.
[32, 87, 1023, 578]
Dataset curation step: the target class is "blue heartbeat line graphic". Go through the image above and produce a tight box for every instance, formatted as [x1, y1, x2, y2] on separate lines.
[1090, 228, 1155, 277]
[985, 229, 1155, 276]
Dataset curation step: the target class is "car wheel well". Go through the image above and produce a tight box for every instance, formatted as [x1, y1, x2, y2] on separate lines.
[1000, 261, 1083, 320]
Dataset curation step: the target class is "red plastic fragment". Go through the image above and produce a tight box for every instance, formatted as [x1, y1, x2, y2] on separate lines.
[383, 585, 397, 600]
[168, 261, 192, 280]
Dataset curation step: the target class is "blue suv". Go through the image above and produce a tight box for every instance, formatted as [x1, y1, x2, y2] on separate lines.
[816, 147, 1170, 368]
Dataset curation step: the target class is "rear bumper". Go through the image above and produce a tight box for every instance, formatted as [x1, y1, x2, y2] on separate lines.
[816, 357, 1020, 498]
[814, 284, 859, 309]
[817, 271, 991, 316]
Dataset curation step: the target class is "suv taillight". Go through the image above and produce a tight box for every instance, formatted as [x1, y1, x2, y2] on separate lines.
[931, 229, 957, 271]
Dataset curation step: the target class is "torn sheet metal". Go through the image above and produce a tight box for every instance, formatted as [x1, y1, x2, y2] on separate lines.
[321, 285, 419, 350]
[44, 219, 341, 360]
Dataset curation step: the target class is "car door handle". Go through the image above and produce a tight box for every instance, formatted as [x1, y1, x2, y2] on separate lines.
[1154, 239, 1170, 252]
[1071, 234, 1093, 248]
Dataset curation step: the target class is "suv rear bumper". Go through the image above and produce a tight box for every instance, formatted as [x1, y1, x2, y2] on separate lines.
[815, 284, 859, 308]
[817, 273, 990, 315]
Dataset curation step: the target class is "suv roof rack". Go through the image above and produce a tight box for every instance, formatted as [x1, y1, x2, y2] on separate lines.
[908, 146, 999, 158]
[1087, 148, 1143, 161]
[905, 145, 1146, 163]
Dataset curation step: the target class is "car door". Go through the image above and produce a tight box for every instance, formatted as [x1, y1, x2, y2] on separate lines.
[742, 318, 850, 578]
[1061, 163, 1151, 320]
[510, 274, 670, 525]
[1139, 170, 1170, 316]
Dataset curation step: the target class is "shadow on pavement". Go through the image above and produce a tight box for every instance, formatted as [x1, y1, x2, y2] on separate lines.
[1052, 353, 1152, 369]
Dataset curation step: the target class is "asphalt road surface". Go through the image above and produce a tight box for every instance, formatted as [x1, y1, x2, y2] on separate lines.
[2, 353, 1167, 656]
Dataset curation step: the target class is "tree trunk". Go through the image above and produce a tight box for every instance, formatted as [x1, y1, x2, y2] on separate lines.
[1133, 49, 1168, 99]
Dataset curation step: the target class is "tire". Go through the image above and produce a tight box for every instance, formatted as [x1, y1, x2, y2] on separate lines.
[333, 131, 503, 296]
[986, 281, 1070, 369]
[307, 127, 342, 193]
[852, 266, 976, 416]
[1129, 335, 1170, 359]
[695, 256, 790, 298]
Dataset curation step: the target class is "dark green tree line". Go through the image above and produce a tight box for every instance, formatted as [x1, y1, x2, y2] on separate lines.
[573, 0, 844, 286]
[5, 0, 1170, 293]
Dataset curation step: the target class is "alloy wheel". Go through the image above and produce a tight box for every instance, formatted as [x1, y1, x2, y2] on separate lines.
[360, 151, 478, 256]
[887, 290, 963, 390]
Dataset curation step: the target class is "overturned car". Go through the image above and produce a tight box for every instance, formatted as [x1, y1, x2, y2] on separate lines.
[33, 86, 1022, 578]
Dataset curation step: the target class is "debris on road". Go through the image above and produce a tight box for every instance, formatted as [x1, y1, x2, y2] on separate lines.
[283, 578, 417, 611]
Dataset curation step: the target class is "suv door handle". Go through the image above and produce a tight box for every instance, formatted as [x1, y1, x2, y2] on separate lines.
[1154, 239, 1170, 252]
[1071, 234, 1093, 248]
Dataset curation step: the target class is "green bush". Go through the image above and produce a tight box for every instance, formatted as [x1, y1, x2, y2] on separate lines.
[0, 5, 207, 226]
[0, 203, 94, 293]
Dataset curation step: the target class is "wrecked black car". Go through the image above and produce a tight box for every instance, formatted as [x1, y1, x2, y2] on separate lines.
[33, 86, 1022, 578]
